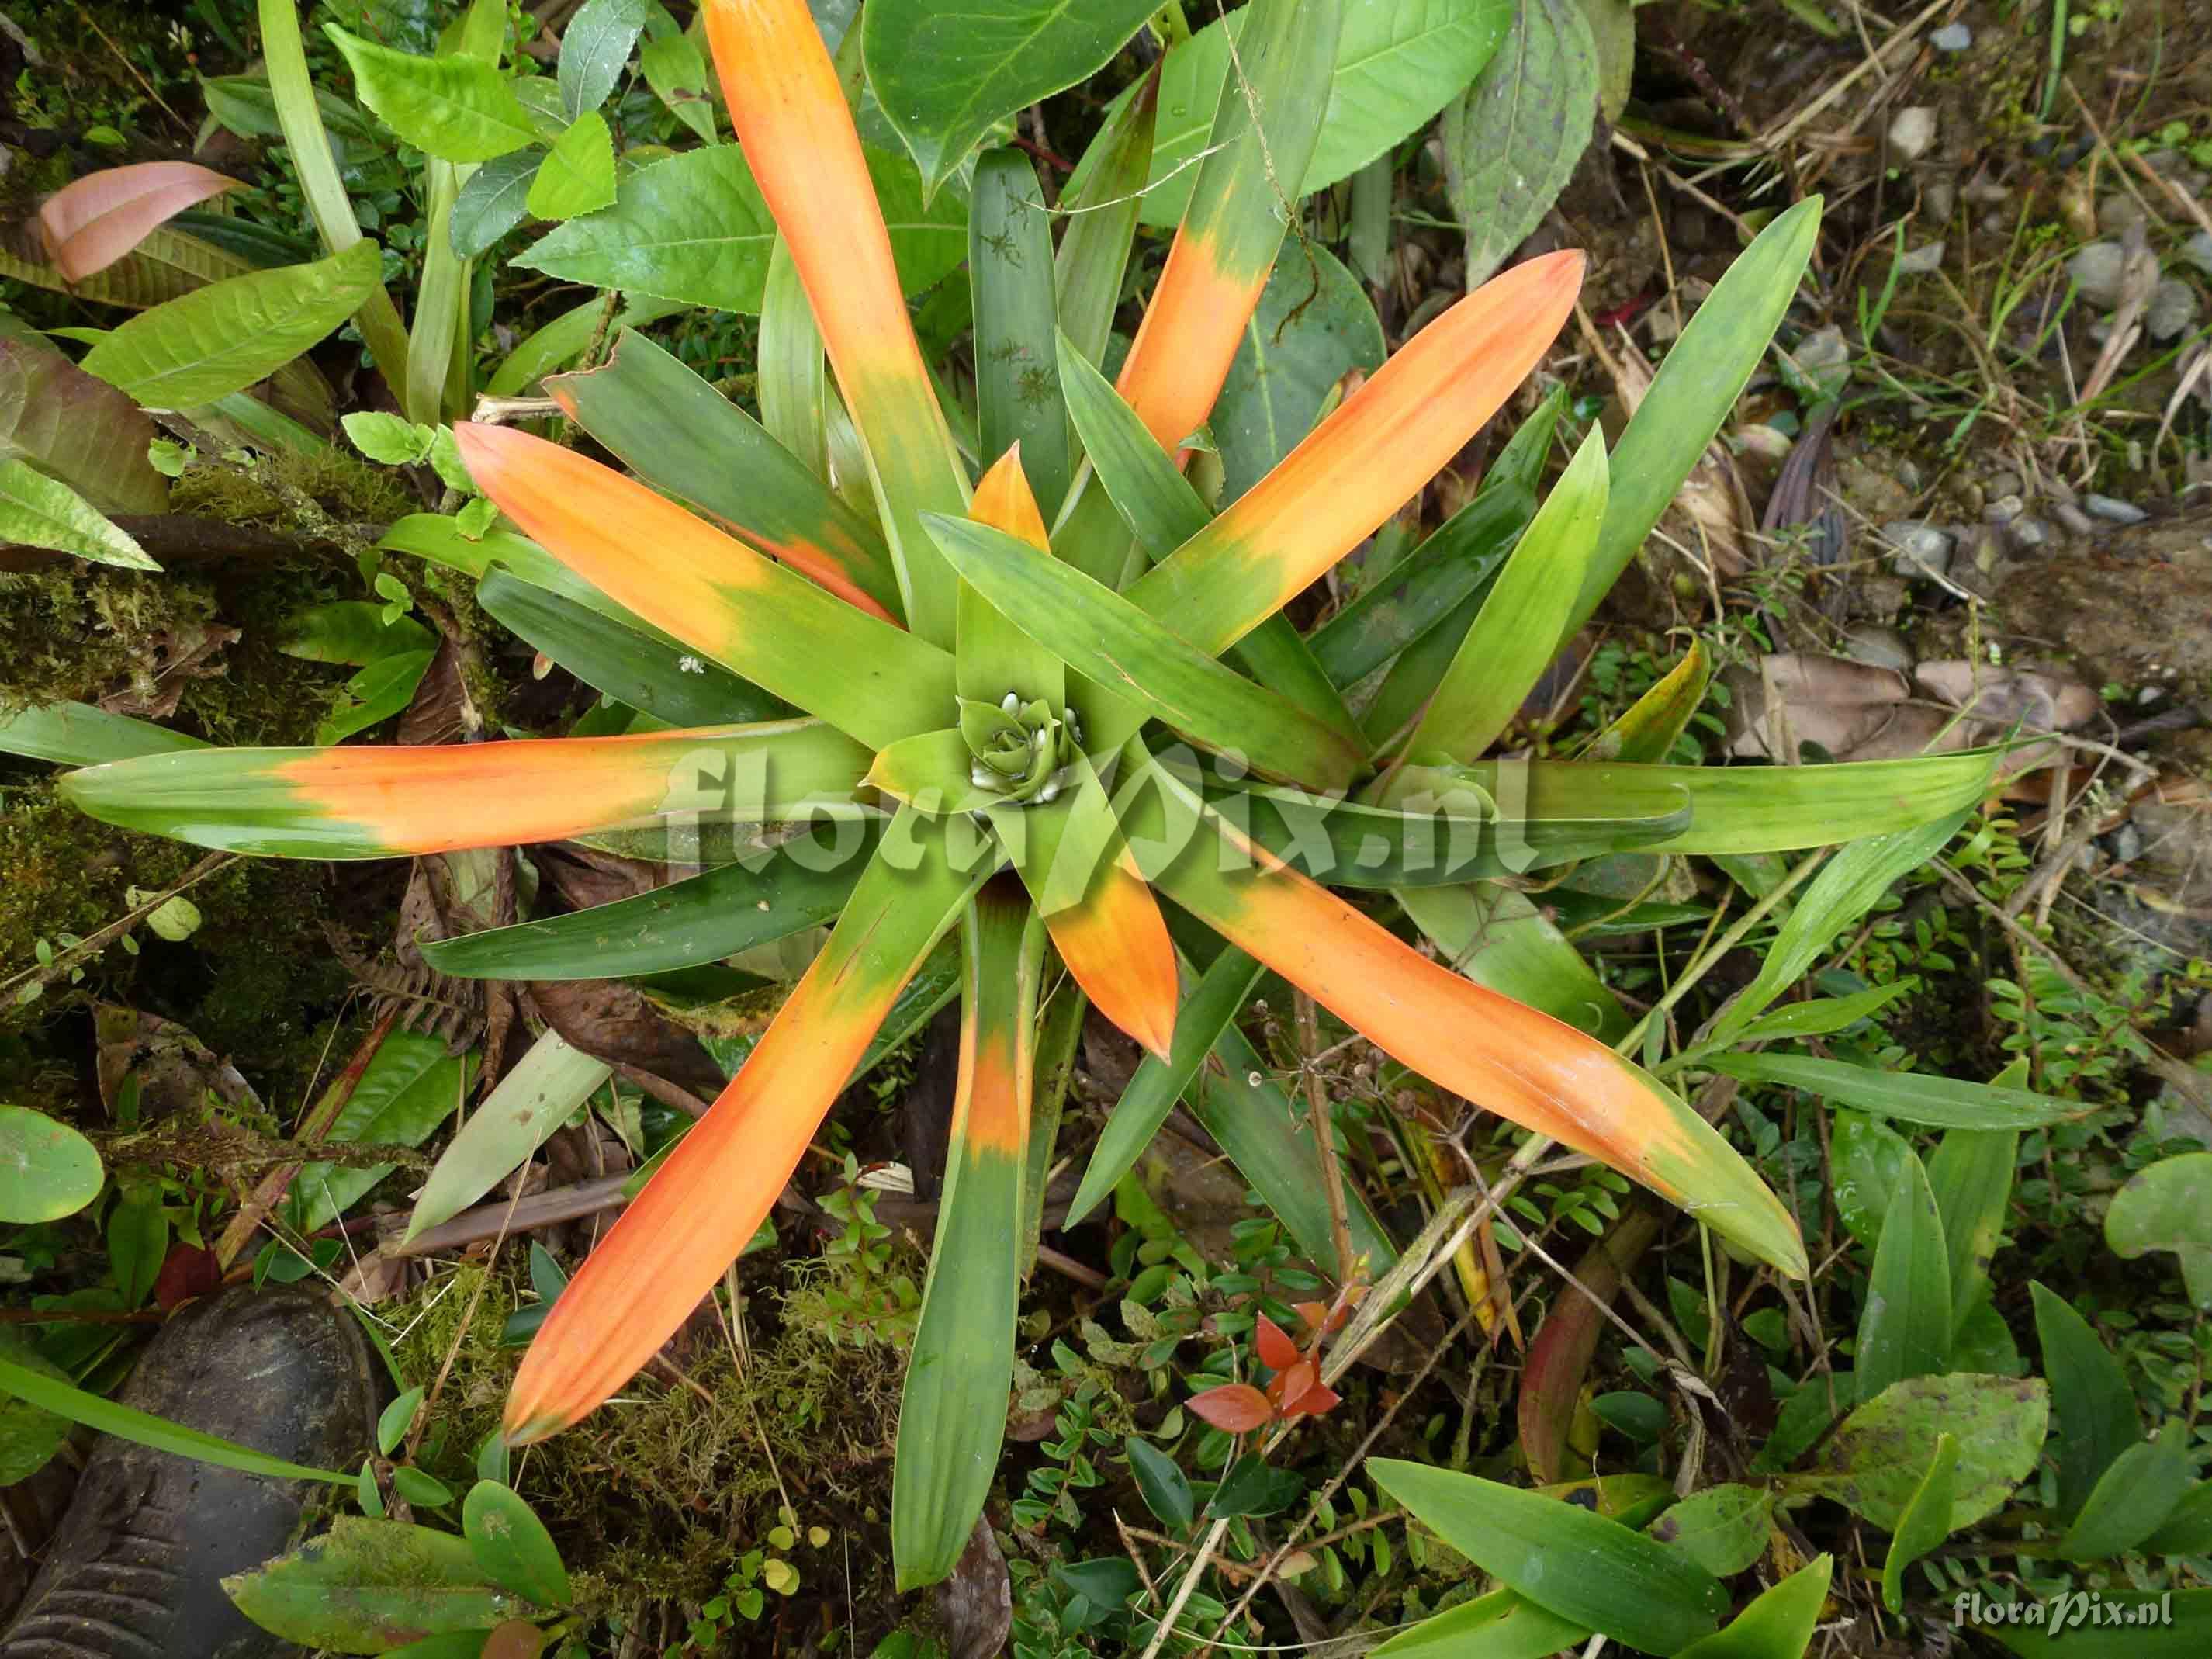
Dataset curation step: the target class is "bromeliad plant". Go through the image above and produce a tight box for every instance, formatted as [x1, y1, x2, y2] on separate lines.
[50, 0, 2004, 1593]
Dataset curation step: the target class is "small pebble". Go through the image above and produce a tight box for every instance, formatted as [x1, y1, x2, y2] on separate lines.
[1842, 623, 1913, 671]
[1932, 21, 1973, 49]
[2097, 195, 2148, 237]
[1896, 240, 1946, 274]
[2054, 502, 2096, 536]
[1985, 493, 2025, 525]
[2107, 823, 2143, 864]
[1888, 106, 1937, 162]
[1985, 469, 2022, 498]
[1923, 178, 1956, 223]
[2084, 494, 2148, 525]
[2067, 241, 2127, 307]
[2184, 230, 2212, 277]
[1881, 520, 1954, 580]
[2147, 278, 2200, 343]
[2009, 517, 2053, 551]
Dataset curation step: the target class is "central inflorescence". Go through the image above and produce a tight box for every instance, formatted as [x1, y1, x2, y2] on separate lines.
[959, 692, 1080, 805]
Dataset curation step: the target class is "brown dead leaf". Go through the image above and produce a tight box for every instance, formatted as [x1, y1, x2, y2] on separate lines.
[96, 621, 240, 720]
[528, 978, 725, 1098]
[94, 1003, 261, 1123]
[930, 1518, 1012, 1659]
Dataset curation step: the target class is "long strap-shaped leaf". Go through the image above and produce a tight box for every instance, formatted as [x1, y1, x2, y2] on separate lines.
[1119, 251, 1584, 667]
[1054, 68, 1158, 378]
[548, 329, 901, 620]
[60, 720, 871, 858]
[893, 882, 1042, 1589]
[454, 423, 954, 750]
[971, 155, 1072, 521]
[1120, 748, 1807, 1278]
[1113, 0, 1343, 451]
[701, 0, 969, 646]
[505, 805, 988, 1443]
[926, 515, 1366, 792]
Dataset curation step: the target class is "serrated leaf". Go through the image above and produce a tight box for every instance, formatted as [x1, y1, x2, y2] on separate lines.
[558, 0, 649, 120]
[326, 26, 538, 162]
[78, 241, 380, 410]
[1213, 244, 1384, 503]
[1443, 0, 1598, 286]
[518, 143, 962, 315]
[450, 150, 543, 258]
[864, 0, 1157, 194]
[527, 111, 615, 220]
[0, 458, 156, 570]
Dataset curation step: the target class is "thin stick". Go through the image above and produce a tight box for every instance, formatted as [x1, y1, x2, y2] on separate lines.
[1294, 992, 1357, 1287]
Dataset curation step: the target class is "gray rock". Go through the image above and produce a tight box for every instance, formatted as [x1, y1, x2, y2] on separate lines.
[1985, 469, 2023, 498]
[1881, 519, 1954, 579]
[1985, 493, 2025, 525]
[1888, 106, 1937, 161]
[2009, 516, 2054, 551]
[1841, 623, 1913, 671]
[2098, 194, 2148, 237]
[2185, 230, 2212, 277]
[2085, 494, 2148, 525]
[1932, 21, 1973, 49]
[1923, 178, 1956, 223]
[1896, 240, 1946, 274]
[2067, 241, 2127, 307]
[2147, 278, 2200, 342]
[2054, 502, 2096, 536]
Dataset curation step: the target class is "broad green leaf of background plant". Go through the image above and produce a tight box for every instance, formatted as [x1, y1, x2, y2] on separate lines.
[1370, 1460, 1726, 1654]
[223, 1517, 528, 1650]
[2030, 1283, 2140, 1522]
[80, 240, 380, 410]
[0, 328, 167, 515]
[968, 150, 1073, 518]
[0, 1106, 104, 1221]
[557, 0, 649, 121]
[1711, 1052, 2086, 1131]
[2060, 1422, 2194, 1560]
[640, 32, 716, 143]
[864, 0, 1158, 196]
[462, 1481, 573, 1607]
[407, 1034, 611, 1239]
[1829, 1109, 1912, 1247]
[1791, 1373, 2048, 1532]
[1648, 1483, 1774, 1577]
[518, 144, 963, 314]
[0, 459, 155, 570]
[1212, 244, 1384, 502]
[326, 26, 538, 162]
[526, 110, 616, 220]
[1881, 1435, 1957, 1612]
[1442, 0, 1598, 286]
[1856, 1148, 1951, 1397]
[1114, 0, 1514, 227]
[1371, 1587, 1593, 1659]
[1926, 1109, 2018, 1339]
[451, 151, 544, 260]
[290, 1034, 476, 1231]
[1672, 1556, 1833, 1659]
[2104, 1152, 2212, 1307]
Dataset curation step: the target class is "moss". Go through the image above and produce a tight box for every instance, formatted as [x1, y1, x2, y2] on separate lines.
[0, 565, 223, 717]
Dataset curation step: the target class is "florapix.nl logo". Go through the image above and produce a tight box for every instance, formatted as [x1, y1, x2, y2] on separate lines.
[1954, 1588, 2176, 1636]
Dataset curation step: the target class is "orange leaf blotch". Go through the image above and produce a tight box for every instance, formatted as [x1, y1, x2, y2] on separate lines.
[1114, 228, 1271, 453]
[1186, 1383, 1274, 1434]
[970, 447, 1050, 552]
[1037, 864, 1179, 1062]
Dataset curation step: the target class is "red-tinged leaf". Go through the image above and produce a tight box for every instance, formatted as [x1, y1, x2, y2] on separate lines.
[153, 1242, 220, 1311]
[1187, 1384, 1273, 1433]
[40, 162, 241, 282]
[1283, 1382, 1341, 1419]
[1267, 1358, 1317, 1409]
[1518, 1212, 1661, 1484]
[1123, 251, 1584, 662]
[504, 812, 986, 1443]
[701, 0, 969, 646]
[1293, 1301, 1331, 1337]
[453, 422, 954, 750]
[1255, 1313, 1300, 1372]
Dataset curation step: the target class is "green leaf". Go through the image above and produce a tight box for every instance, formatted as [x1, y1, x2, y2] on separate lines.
[222, 1517, 527, 1649]
[0, 1356, 353, 1483]
[518, 144, 963, 315]
[463, 1480, 573, 1606]
[277, 600, 438, 667]
[407, 1033, 612, 1239]
[315, 650, 434, 746]
[2104, 1152, 2212, 1308]
[392, 1465, 455, 1508]
[1648, 1483, 1774, 1577]
[1571, 199, 1820, 643]
[1712, 1053, 2089, 1130]
[1442, 0, 1598, 286]
[1209, 1453, 1306, 1519]
[639, 32, 715, 144]
[1067, 947, 1264, 1225]
[1213, 244, 1384, 503]
[1109, 0, 1514, 227]
[1729, 984, 1910, 1045]
[378, 1387, 424, 1456]
[0, 1106, 104, 1221]
[1708, 812, 1967, 1048]
[1673, 1556, 1833, 1659]
[1126, 1436, 1196, 1530]
[1829, 1109, 1913, 1248]
[1926, 1117, 2017, 1338]
[1053, 63, 1156, 376]
[2031, 1283, 2140, 1522]
[0, 458, 156, 570]
[1369, 1459, 1726, 1654]
[864, 0, 1157, 196]
[1881, 1436, 1957, 1614]
[2145, 1479, 2212, 1556]
[1856, 1149, 1950, 1396]
[2061, 1423, 2194, 1560]
[0, 701, 203, 767]
[291, 1034, 476, 1231]
[527, 110, 616, 220]
[0, 326, 167, 515]
[449, 149, 542, 258]
[558, 0, 648, 120]
[1372, 1588, 1593, 1659]
[343, 410, 435, 466]
[420, 828, 873, 981]
[477, 569, 785, 728]
[1405, 427, 1606, 761]
[1792, 1373, 2048, 1531]
[0, 1333, 68, 1485]
[107, 1183, 167, 1307]
[969, 149, 1072, 518]
[924, 515, 1366, 791]
[1977, 1590, 2212, 1659]
[326, 26, 538, 162]
[1399, 884, 1629, 1041]
[80, 240, 381, 410]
